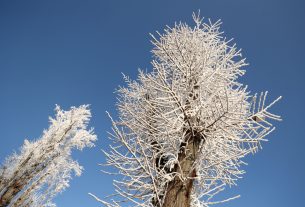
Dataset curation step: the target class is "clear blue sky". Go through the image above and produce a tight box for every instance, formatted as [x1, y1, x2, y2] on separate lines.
[0, 0, 304, 206]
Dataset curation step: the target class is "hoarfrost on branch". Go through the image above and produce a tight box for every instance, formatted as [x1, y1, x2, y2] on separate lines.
[0, 105, 97, 207]
[92, 13, 281, 207]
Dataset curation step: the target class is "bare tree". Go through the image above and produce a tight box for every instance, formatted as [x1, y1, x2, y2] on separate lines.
[0, 105, 97, 207]
[91, 13, 281, 207]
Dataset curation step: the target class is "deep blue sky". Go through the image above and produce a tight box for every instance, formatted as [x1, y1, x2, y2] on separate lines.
[0, 0, 304, 206]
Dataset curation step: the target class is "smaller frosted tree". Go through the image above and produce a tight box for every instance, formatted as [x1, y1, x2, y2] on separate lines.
[92, 13, 281, 207]
[0, 105, 97, 207]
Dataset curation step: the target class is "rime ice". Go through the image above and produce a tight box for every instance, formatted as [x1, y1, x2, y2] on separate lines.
[0, 105, 97, 207]
[93, 13, 281, 207]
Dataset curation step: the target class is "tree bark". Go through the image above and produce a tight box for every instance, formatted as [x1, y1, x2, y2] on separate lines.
[0, 179, 25, 207]
[162, 131, 202, 207]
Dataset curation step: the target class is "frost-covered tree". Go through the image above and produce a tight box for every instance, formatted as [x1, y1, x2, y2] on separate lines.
[92, 13, 281, 207]
[0, 105, 97, 207]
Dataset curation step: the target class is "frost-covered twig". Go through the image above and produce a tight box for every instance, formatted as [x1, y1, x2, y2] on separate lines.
[95, 13, 281, 207]
[0, 105, 97, 207]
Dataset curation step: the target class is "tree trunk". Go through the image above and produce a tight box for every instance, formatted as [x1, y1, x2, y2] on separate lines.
[162, 131, 202, 207]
